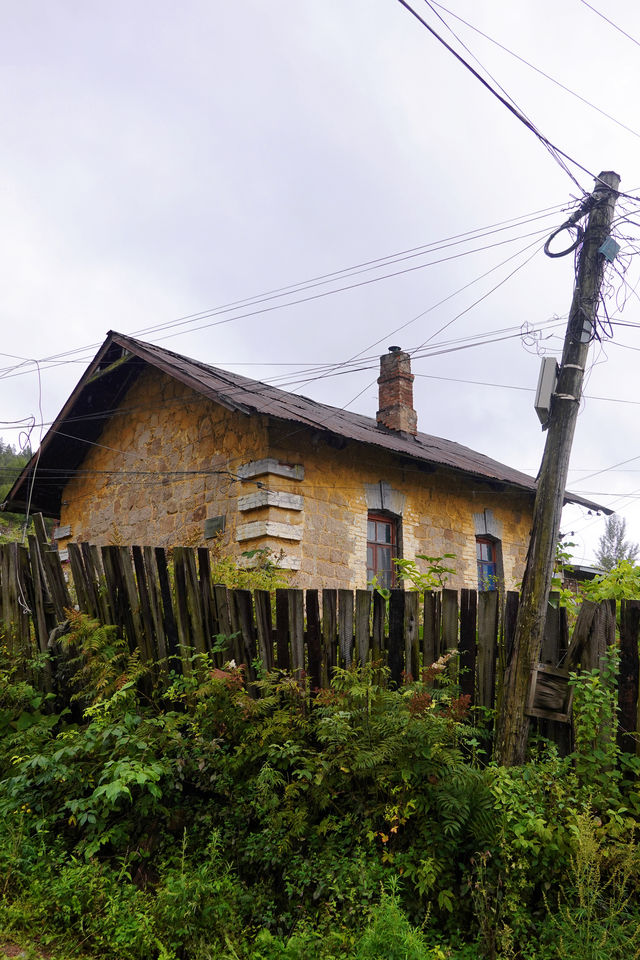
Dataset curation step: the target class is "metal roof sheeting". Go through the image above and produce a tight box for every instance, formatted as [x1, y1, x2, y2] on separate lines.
[3, 330, 610, 516]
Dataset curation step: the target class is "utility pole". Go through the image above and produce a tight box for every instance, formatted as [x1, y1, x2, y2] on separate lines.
[494, 170, 620, 767]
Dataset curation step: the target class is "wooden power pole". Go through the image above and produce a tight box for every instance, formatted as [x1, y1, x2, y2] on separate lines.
[494, 170, 620, 767]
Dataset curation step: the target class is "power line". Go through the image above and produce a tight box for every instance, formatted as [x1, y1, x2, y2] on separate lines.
[564, 453, 640, 488]
[430, 0, 640, 140]
[578, 0, 640, 50]
[412, 238, 541, 352]
[132, 209, 565, 341]
[0, 204, 568, 383]
[285, 231, 549, 397]
[396, 0, 595, 189]
[0, 226, 556, 392]
[20, 303, 640, 445]
[0, 318, 566, 440]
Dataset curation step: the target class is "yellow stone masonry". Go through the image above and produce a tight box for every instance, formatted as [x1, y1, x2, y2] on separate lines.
[60, 369, 268, 553]
[58, 368, 533, 591]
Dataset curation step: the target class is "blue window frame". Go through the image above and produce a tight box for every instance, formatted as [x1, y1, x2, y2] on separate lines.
[477, 537, 498, 591]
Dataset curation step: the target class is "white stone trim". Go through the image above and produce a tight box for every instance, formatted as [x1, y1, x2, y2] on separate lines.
[236, 520, 303, 542]
[473, 508, 503, 539]
[364, 481, 405, 516]
[238, 490, 304, 512]
[238, 458, 304, 481]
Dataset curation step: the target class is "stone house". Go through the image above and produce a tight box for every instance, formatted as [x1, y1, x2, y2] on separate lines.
[4, 331, 603, 591]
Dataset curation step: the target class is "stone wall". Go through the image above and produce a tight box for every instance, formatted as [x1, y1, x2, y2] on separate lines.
[57, 365, 534, 591]
[58, 368, 268, 554]
[261, 423, 533, 591]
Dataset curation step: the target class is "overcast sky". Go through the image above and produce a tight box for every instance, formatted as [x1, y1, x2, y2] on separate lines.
[2, 0, 640, 563]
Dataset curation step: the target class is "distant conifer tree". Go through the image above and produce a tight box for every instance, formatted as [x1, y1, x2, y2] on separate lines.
[595, 514, 639, 571]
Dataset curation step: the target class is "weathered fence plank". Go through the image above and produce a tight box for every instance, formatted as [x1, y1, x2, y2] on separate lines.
[477, 590, 499, 710]
[254, 589, 273, 672]
[132, 546, 156, 663]
[28, 536, 52, 654]
[155, 547, 180, 661]
[67, 542, 91, 616]
[321, 589, 337, 685]
[442, 589, 458, 655]
[459, 588, 477, 703]
[214, 584, 239, 665]
[143, 546, 168, 662]
[173, 548, 193, 669]
[404, 591, 419, 681]
[388, 589, 404, 686]
[566, 600, 598, 671]
[182, 547, 207, 658]
[197, 547, 217, 651]
[423, 591, 441, 667]
[275, 589, 291, 670]
[372, 590, 385, 663]
[288, 589, 305, 678]
[338, 589, 354, 667]
[234, 589, 258, 682]
[355, 589, 371, 666]
[118, 546, 146, 655]
[306, 589, 322, 690]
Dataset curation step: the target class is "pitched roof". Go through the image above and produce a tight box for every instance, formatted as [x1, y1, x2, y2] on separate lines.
[3, 330, 610, 517]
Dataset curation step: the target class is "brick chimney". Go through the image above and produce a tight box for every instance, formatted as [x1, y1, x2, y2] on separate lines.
[376, 346, 417, 436]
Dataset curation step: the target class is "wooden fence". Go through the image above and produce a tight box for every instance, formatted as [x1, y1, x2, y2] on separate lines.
[1, 517, 640, 754]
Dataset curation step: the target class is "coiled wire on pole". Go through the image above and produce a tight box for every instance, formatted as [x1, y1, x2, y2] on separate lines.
[543, 221, 584, 258]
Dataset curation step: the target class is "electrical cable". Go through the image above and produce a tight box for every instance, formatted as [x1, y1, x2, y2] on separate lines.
[396, 0, 594, 189]
[21, 361, 43, 543]
[429, 0, 640, 141]
[578, 0, 640, 50]
[419, 0, 585, 188]
[279, 231, 548, 400]
[0, 316, 567, 438]
[411, 237, 543, 353]
[0, 203, 569, 383]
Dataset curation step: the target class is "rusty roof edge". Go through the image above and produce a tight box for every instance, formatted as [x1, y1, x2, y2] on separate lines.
[110, 332, 256, 416]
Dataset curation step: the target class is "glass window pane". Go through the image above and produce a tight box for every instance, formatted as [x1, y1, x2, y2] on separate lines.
[378, 546, 392, 570]
[368, 520, 376, 541]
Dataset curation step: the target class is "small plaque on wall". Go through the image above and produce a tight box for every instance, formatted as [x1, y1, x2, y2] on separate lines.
[204, 515, 226, 539]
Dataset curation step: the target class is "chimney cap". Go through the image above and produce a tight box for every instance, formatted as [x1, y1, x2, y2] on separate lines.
[387, 345, 402, 353]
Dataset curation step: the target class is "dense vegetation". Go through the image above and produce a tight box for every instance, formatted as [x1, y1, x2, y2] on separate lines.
[1, 613, 640, 960]
[0, 439, 31, 542]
